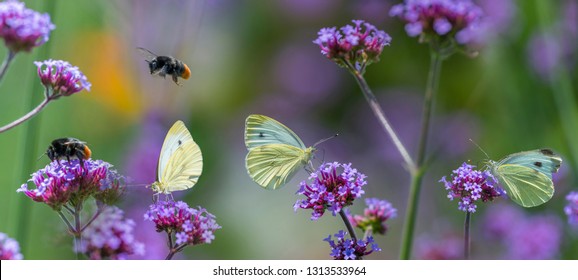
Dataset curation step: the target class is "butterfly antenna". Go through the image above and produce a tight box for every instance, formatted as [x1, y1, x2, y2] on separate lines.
[36, 152, 46, 162]
[313, 133, 339, 147]
[469, 139, 490, 159]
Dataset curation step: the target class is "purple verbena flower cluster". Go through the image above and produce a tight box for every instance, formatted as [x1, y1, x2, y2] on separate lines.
[440, 162, 502, 213]
[34, 59, 91, 97]
[76, 206, 145, 260]
[0, 232, 23, 260]
[348, 198, 397, 235]
[564, 191, 578, 226]
[313, 19, 391, 72]
[323, 230, 381, 260]
[18, 159, 125, 210]
[0, 0, 55, 52]
[483, 204, 562, 259]
[389, 0, 484, 45]
[144, 200, 221, 246]
[294, 162, 366, 220]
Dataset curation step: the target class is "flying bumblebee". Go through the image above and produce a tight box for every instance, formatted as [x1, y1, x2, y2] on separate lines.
[137, 47, 191, 85]
[46, 138, 92, 166]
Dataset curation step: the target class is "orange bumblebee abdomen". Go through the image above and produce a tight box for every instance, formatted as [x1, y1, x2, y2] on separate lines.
[83, 145, 92, 159]
[180, 64, 191, 79]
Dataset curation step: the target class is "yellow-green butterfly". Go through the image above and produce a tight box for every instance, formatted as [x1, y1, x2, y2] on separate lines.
[487, 149, 562, 207]
[244, 114, 316, 190]
[151, 120, 203, 194]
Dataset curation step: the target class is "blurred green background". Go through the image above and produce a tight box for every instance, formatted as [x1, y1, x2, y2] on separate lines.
[0, 0, 577, 259]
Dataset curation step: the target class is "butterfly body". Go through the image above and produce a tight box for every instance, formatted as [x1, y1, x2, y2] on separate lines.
[487, 149, 561, 207]
[151, 120, 203, 195]
[244, 114, 315, 190]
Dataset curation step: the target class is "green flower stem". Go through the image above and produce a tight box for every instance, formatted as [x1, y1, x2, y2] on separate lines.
[347, 63, 416, 171]
[339, 208, 358, 242]
[0, 50, 16, 85]
[464, 212, 471, 260]
[535, 1, 578, 168]
[57, 211, 75, 234]
[13, 0, 56, 256]
[73, 205, 83, 259]
[400, 50, 443, 260]
[0, 96, 50, 133]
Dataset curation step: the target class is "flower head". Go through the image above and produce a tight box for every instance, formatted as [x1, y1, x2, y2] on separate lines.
[564, 191, 578, 226]
[323, 230, 380, 260]
[313, 19, 391, 73]
[144, 200, 221, 246]
[390, 0, 484, 45]
[34, 59, 91, 97]
[294, 162, 366, 220]
[440, 162, 502, 213]
[18, 159, 125, 210]
[348, 198, 397, 235]
[0, 0, 55, 52]
[75, 206, 144, 260]
[0, 232, 23, 260]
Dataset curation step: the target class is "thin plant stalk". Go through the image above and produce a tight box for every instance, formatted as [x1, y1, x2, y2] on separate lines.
[464, 212, 471, 259]
[13, 0, 57, 254]
[339, 208, 358, 242]
[0, 96, 50, 133]
[0, 50, 16, 84]
[400, 50, 443, 260]
[346, 62, 416, 171]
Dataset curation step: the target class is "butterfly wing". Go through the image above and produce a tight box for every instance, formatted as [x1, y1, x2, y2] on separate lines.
[156, 120, 203, 193]
[494, 164, 554, 207]
[246, 144, 311, 190]
[245, 114, 306, 150]
[499, 149, 562, 179]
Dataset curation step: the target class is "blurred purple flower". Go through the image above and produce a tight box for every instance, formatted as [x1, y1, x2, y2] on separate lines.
[527, 0, 577, 80]
[564, 191, 578, 226]
[482, 203, 562, 259]
[324, 230, 380, 260]
[35, 59, 91, 97]
[271, 43, 341, 110]
[18, 159, 125, 210]
[440, 162, 502, 213]
[313, 19, 391, 72]
[475, 0, 517, 40]
[348, 198, 397, 235]
[352, 0, 393, 23]
[294, 162, 366, 220]
[145, 200, 220, 246]
[415, 234, 461, 259]
[76, 206, 145, 260]
[505, 215, 562, 259]
[0, 232, 23, 260]
[124, 113, 166, 185]
[390, 0, 484, 45]
[482, 203, 524, 240]
[0, 0, 55, 53]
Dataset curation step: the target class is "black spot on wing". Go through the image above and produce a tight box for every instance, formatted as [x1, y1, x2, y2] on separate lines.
[540, 149, 554, 156]
[259, 132, 265, 138]
[534, 161, 543, 167]
[178, 140, 182, 145]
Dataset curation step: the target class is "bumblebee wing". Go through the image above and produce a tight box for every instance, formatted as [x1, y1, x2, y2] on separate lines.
[136, 47, 158, 61]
